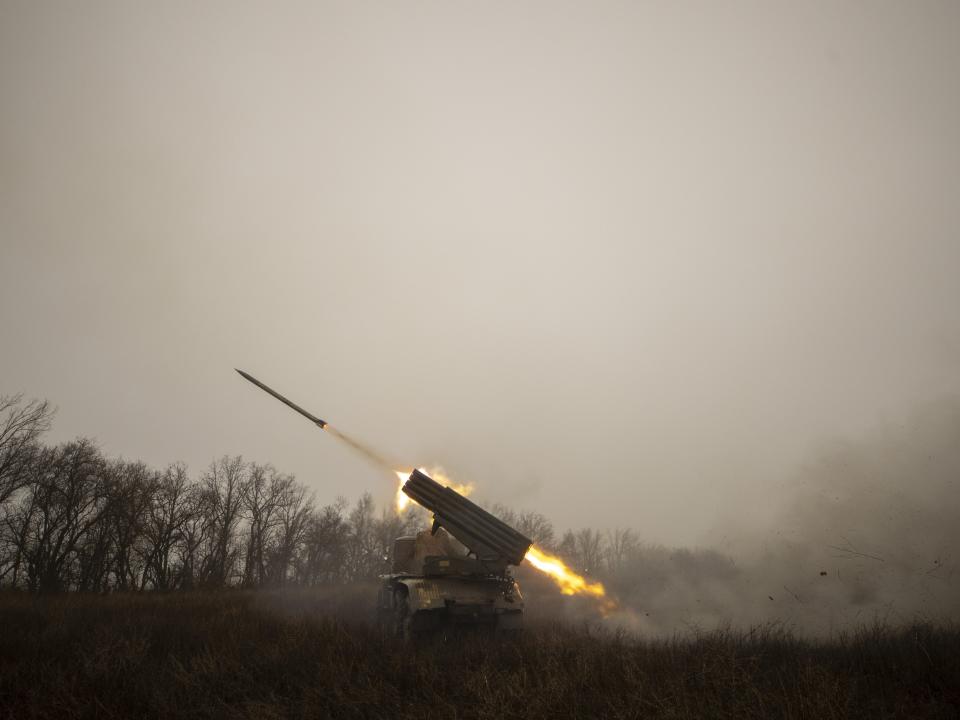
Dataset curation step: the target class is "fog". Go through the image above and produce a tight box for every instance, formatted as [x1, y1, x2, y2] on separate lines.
[584, 398, 960, 633]
[2, 1, 958, 548]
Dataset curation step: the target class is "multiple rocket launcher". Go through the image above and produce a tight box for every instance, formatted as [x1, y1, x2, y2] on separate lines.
[403, 469, 532, 572]
[235, 369, 533, 574]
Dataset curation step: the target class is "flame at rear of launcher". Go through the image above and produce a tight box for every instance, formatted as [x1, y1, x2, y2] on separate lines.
[524, 546, 617, 613]
[395, 468, 614, 611]
[523, 546, 605, 597]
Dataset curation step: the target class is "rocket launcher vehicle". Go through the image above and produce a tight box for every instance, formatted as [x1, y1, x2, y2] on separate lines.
[235, 367, 609, 625]
[400, 469, 533, 576]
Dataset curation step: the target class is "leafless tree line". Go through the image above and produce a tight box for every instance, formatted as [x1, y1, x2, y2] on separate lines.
[0, 393, 665, 595]
[0, 394, 430, 592]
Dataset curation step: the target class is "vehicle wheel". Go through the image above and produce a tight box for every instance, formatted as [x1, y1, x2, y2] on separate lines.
[394, 589, 412, 640]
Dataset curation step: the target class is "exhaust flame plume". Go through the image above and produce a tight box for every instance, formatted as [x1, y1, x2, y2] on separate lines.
[394, 467, 614, 611]
[395, 471, 410, 512]
[524, 546, 609, 600]
[395, 468, 474, 513]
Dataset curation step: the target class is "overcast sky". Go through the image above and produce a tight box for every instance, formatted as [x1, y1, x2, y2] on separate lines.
[1, 1, 958, 545]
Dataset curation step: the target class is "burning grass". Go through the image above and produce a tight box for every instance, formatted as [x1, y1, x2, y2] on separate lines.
[0, 589, 958, 719]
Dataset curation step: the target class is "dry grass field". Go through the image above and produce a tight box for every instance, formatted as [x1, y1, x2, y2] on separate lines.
[0, 589, 957, 719]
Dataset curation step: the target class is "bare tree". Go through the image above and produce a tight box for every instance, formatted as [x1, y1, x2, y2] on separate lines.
[140, 463, 193, 590]
[241, 464, 285, 587]
[557, 529, 577, 563]
[605, 528, 639, 574]
[296, 498, 348, 585]
[0, 394, 54, 507]
[345, 493, 380, 580]
[74, 498, 114, 593]
[175, 483, 213, 590]
[266, 477, 313, 586]
[9, 439, 109, 592]
[103, 461, 158, 590]
[554, 528, 604, 575]
[575, 528, 604, 575]
[516, 511, 555, 549]
[199, 456, 249, 586]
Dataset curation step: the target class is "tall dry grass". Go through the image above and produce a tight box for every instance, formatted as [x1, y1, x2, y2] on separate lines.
[0, 589, 957, 719]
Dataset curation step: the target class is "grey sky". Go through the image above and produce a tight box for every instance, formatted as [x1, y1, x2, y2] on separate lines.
[1, 1, 958, 545]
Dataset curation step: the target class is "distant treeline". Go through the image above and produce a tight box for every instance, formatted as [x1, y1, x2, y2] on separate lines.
[0, 394, 625, 594]
[5, 393, 959, 636]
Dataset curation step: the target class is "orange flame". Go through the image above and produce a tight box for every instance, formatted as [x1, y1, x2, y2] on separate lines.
[393, 469, 615, 612]
[395, 471, 412, 512]
[524, 545, 608, 599]
[394, 468, 474, 514]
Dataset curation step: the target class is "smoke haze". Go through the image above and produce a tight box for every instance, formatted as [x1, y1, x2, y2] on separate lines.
[2, 0, 958, 555]
[518, 398, 960, 633]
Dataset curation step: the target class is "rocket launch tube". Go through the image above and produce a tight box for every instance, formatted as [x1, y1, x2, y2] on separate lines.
[402, 469, 533, 568]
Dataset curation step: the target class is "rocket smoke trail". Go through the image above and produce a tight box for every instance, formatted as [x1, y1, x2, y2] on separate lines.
[235, 369, 392, 471]
[236, 368, 615, 609]
[323, 426, 392, 470]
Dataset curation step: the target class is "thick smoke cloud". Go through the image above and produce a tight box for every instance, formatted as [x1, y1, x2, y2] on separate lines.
[522, 398, 960, 635]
